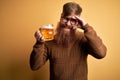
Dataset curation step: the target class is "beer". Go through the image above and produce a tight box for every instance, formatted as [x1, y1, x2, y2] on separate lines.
[40, 24, 54, 41]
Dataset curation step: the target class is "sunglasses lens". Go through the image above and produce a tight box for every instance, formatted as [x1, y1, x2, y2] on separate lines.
[70, 18, 77, 24]
[62, 17, 78, 24]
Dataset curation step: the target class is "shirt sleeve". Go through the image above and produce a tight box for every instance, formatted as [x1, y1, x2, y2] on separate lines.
[82, 24, 107, 59]
[30, 41, 49, 70]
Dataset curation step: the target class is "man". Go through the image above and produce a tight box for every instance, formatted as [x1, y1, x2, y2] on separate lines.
[30, 2, 107, 80]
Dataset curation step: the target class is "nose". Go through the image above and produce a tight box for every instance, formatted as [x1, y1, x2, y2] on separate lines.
[66, 20, 71, 26]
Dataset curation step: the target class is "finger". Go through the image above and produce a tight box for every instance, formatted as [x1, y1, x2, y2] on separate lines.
[35, 34, 41, 40]
[37, 30, 43, 37]
[75, 16, 81, 21]
[75, 16, 84, 23]
[71, 16, 76, 19]
[34, 30, 42, 40]
[40, 36, 45, 42]
[76, 17, 86, 27]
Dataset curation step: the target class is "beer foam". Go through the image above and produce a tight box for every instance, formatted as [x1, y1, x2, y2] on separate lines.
[41, 24, 53, 29]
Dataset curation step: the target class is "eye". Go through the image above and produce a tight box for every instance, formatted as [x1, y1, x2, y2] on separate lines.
[61, 17, 78, 24]
[71, 18, 77, 23]
[70, 18, 78, 24]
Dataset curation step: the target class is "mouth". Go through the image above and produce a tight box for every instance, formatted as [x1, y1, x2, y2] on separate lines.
[64, 25, 73, 29]
[63, 27, 71, 32]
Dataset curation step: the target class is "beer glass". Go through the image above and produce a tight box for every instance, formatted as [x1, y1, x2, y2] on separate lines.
[40, 24, 54, 41]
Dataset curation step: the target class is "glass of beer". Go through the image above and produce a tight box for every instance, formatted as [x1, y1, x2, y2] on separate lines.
[40, 24, 54, 41]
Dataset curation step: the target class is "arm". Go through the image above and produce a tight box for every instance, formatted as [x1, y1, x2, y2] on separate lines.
[30, 41, 48, 70]
[83, 24, 107, 59]
[30, 30, 48, 70]
[75, 16, 107, 59]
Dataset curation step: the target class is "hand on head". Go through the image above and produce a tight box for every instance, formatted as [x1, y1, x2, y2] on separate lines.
[75, 16, 87, 28]
[60, 15, 87, 30]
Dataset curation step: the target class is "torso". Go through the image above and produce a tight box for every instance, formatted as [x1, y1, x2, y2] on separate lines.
[45, 31, 88, 80]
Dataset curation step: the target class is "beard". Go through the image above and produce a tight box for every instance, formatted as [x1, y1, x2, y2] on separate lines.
[54, 22, 77, 47]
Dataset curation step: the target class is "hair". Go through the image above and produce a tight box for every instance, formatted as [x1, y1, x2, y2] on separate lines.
[61, 2, 82, 17]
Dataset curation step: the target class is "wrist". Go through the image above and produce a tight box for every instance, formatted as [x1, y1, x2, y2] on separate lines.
[82, 24, 94, 32]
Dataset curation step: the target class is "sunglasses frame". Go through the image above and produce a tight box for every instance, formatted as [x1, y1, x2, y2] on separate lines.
[61, 17, 78, 25]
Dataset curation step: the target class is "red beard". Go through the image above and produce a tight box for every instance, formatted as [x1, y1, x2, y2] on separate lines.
[54, 22, 76, 47]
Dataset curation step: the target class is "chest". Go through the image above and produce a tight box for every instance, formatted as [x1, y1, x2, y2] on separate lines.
[49, 42, 85, 64]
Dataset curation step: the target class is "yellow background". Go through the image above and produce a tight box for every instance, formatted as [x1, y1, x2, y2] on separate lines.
[0, 0, 120, 80]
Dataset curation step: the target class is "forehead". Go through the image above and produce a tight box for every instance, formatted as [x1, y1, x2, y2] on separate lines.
[65, 14, 78, 19]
